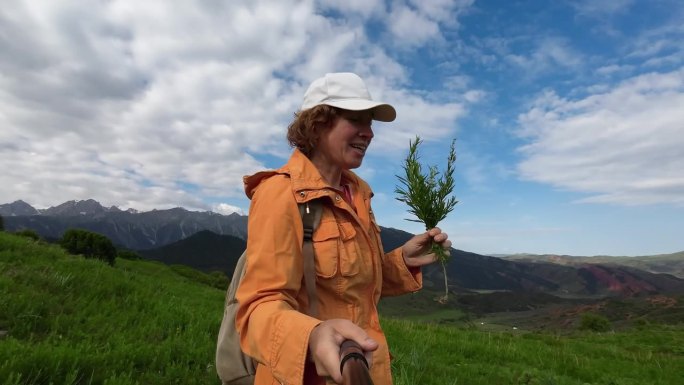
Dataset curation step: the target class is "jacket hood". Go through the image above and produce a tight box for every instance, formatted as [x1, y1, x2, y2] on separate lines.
[243, 149, 372, 200]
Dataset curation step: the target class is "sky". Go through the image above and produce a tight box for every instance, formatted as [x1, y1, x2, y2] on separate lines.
[1, 0, 683, 257]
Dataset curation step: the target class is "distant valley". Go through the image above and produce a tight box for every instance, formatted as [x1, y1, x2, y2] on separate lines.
[501, 252, 684, 279]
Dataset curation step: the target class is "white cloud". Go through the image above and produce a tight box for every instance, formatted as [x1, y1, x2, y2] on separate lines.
[444, 75, 471, 90]
[517, 68, 684, 206]
[371, 89, 465, 151]
[409, 0, 473, 22]
[385, 0, 473, 48]
[387, 5, 440, 47]
[214, 203, 245, 216]
[463, 90, 486, 103]
[596, 64, 634, 76]
[317, 0, 385, 17]
[505, 37, 583, 74]
[570, 0, 634, 17]
[0, 0, 466, 210]
[626, 23, 684, 69]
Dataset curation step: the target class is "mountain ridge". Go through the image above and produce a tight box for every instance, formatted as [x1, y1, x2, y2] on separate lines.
[3, 199, 684, 298]
[4, 199, 680, 259]
[2, 199, 247, 249]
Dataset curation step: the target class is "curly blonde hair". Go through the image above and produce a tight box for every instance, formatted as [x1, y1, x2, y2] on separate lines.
[287, 105, 339, 157]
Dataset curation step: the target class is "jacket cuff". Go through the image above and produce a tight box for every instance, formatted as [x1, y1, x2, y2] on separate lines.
[396, 247, 423, 288]
[381, 247, 422, 296]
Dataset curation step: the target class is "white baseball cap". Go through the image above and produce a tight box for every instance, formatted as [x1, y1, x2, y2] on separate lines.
[301, 72, 397, 122]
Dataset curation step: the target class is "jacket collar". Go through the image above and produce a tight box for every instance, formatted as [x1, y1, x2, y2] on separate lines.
[243, 149, 373, 201]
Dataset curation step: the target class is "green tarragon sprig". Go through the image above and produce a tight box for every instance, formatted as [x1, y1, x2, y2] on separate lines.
[395, 136, 458, 303]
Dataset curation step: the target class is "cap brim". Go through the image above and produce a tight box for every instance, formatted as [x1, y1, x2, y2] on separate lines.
[323, 99, 396, 122]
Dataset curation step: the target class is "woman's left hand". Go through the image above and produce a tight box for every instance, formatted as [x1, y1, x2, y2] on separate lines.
[401, 227, 451, 268]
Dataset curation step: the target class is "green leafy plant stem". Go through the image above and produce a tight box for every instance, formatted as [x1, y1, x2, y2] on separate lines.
[395, 136, 458, 303]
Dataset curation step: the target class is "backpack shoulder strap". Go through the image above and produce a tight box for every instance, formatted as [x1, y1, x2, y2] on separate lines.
[225, 250, 248, 306]
[298, 199, 323, 318]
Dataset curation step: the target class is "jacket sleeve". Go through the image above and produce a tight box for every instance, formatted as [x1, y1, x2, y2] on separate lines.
[364, 196, 423, 297]
[235, 177, 321, 384]
[380, 247, 423, 297]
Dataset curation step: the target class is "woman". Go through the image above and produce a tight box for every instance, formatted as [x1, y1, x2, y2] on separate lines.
[235, 72, 451, 385]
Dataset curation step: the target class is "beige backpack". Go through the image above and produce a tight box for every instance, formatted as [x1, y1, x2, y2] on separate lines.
[215, 200, 323, 384]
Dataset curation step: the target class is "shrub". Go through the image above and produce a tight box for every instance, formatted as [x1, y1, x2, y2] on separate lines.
[60, 229, 116, 266]
[117, 249, 142, 260]
[15, 229, 40, 241]
[579, 312, 611, 332]
[635, 318, 651, 330]
[170, 265, 229, 290]
[209, 270, 230, 289]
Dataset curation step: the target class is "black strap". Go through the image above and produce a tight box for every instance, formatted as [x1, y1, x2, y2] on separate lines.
[300, 200, 322, 318]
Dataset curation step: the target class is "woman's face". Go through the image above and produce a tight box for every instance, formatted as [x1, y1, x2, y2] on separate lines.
[313, 109, 374, 171]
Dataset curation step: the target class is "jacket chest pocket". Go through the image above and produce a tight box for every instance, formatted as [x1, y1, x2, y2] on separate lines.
[312, 220, 361, 278]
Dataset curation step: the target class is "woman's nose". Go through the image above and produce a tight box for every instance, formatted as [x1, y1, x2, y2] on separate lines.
[359, 124, 374, 139]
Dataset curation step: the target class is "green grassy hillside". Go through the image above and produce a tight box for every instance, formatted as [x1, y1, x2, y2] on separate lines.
[383, 317, 684, 385]
[1, 232, 683, 385]
[0, 232, 224, 384]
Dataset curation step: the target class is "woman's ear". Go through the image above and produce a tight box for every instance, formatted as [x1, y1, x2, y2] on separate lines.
[311, 120, 330, 144]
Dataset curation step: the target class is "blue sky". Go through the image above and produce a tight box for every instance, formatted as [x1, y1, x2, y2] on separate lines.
[1, 0, 682, 256]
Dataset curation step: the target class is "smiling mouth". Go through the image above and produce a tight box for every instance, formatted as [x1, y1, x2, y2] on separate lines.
[350, 143, 367, 153]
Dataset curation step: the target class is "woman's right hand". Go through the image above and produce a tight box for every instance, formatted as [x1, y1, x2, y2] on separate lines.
[308, 319, 378, 384]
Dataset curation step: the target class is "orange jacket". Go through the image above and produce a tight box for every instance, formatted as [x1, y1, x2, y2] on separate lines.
[236, 149, 422, 385]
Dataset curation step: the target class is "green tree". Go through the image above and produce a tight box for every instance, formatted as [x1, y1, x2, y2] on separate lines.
[0, 214, 4, 231]
[60, 229, 117, 266]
